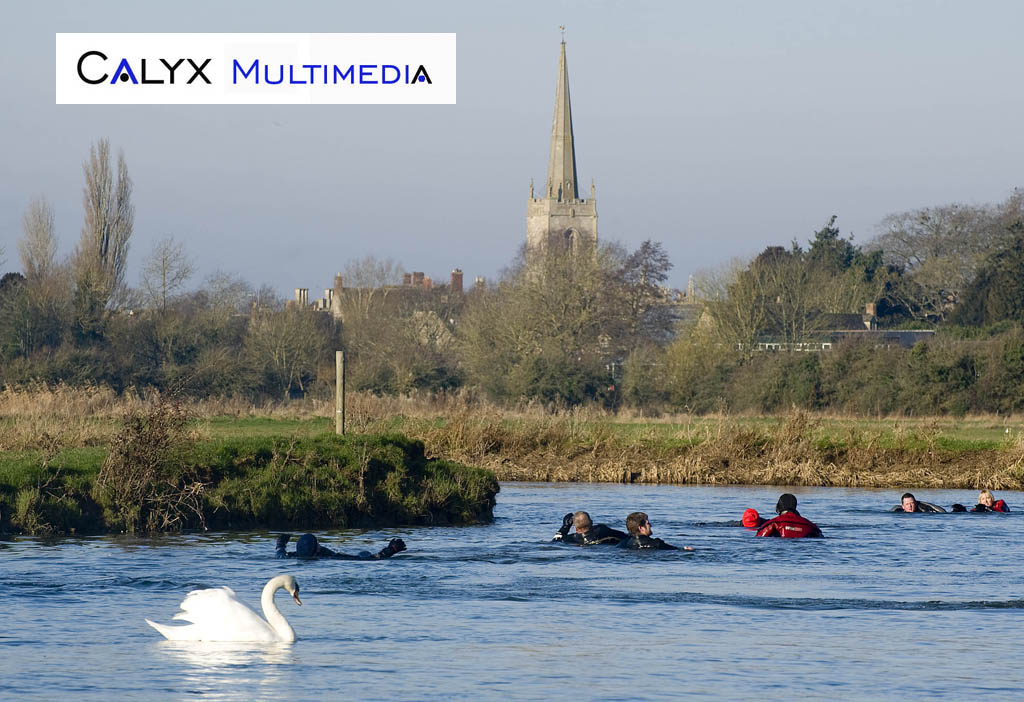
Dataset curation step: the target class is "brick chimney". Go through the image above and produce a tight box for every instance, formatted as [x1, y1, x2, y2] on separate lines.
[863, 302, 877, 330]
[451, 269, 464, 294]
[330, 274, 343, 319]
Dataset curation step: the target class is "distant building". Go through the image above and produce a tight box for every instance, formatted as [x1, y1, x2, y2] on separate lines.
[748, 304, 935, 351]
[289, 268, 471, 322]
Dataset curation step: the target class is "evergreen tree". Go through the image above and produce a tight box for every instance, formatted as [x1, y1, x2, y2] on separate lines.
[952, 231, 1024, 326]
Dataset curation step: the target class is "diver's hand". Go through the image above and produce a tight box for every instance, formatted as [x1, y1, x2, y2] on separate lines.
[275, 533, 291, 550]
[379, 538, 406, 558]
[557, 512, 575, 537]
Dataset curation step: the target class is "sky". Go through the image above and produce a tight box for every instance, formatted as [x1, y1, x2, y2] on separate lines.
[2, 0, 1023, 297]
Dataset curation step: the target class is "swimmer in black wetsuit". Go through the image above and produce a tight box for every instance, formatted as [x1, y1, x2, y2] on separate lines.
[552, 511, 627, 545]
[891, 493, 946, 513]
[276, 533, 406, 560]
[617, 512, 692, 551]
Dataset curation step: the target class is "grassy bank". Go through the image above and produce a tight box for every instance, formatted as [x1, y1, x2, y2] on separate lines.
[325, 391, 1024, 490]
[2, 386, 1023, 522]
[0, 392, 498, 535]
[398, 409, 1024, 490]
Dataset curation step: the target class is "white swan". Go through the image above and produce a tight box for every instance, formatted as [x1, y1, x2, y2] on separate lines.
[146, 574, 302, 643]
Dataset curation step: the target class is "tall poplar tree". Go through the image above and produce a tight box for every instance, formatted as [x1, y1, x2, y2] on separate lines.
[73, 138, 134, 339]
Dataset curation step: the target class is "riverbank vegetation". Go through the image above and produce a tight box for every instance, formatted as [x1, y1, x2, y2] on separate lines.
[0, 391, 498, 536]
[341, 393, 1024, 490]
[2, 387, 1022, 531]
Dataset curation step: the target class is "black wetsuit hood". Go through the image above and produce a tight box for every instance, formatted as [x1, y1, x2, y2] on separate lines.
[556, 523, 628, 546]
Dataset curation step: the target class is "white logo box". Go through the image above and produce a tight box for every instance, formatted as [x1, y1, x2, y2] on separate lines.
[56, 33, 456, 105]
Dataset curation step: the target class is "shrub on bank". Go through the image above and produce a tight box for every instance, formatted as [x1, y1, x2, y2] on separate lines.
[204, 432, 499, 529]
[0, 417, 499, 535]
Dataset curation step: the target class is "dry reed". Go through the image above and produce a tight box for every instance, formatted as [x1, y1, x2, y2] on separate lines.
[3, 384, 1024, 490]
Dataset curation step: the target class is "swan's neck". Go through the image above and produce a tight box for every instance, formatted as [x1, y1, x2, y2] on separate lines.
[261, 575, 296, 642]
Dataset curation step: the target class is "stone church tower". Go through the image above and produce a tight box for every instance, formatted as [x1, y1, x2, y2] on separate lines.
[526, 41, 597, 256]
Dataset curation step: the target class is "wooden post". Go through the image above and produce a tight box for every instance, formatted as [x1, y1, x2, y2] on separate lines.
[342, 350, 346, 435]
[335, 350, 346, 435]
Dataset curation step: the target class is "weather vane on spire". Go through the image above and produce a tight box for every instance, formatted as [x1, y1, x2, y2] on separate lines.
[560, 25, 566, 42]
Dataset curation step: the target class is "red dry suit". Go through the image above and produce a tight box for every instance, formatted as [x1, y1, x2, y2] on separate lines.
[755, 511, 823, 538]
[971, 499, 1010, 513]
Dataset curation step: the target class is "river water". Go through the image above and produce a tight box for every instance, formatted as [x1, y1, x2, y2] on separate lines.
[2, 483, 1022, 701]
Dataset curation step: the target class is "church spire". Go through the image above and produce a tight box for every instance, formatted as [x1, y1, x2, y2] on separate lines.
[545, 41, 579, 202]
[526, 36, 597, 255]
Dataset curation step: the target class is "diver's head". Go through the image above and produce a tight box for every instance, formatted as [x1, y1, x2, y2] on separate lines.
[776, 493, 798, 515]
[573, 511, 593, 533]
[625, 512, 651, 537]
[901, 493, 917, 512]
[741, 508, 762, 528]
[296, 533, 319, 558]
[978, 489, 994, 507]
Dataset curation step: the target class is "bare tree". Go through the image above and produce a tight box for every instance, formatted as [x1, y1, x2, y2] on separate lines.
[201, 271, 254, 313]
[615, 240, 676, 347]
[5, 197, 74, 354]
[696, 257, 771, 353]
[332, 256, 471, 393]
[868, 197, 1020, 322]
[140, 236, 195, 311]
[757, 247, 821, 344]
[245, 306, 334, 398]
[335, 255, 404, 323]
[342, 255, 403, 289]
[1, 264, 73, 357]
[698, 240, 874, 351]
[19, 197, 58, 281]
[73, 138, 134, 334]
[811, 264, 886, 316]
[458, 241, 626, 403]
